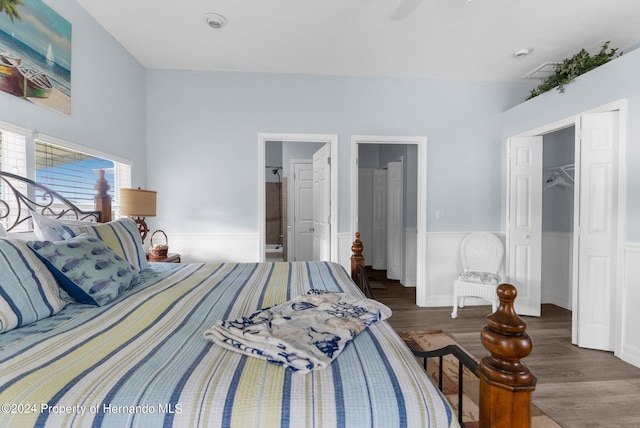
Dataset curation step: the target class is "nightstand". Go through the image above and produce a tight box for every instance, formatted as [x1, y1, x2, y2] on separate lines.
[146, 253, 181, 263]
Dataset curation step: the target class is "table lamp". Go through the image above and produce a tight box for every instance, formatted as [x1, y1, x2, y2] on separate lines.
[120, 187, 157, 243]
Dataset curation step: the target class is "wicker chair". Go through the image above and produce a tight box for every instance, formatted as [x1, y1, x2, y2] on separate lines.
[451, 232, 504, 319]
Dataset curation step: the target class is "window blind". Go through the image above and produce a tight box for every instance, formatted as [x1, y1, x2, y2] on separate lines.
[1, 121, 132, 221]
[0, 129, 28, 176]
[35, 141, 115, 211]
[0, 128, 28, 230]
[114, 161, 132, 217]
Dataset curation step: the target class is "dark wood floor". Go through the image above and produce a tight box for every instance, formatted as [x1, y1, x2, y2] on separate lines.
[369, 270, 640, 428]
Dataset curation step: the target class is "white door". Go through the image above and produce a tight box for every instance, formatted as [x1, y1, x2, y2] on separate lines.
[372, 169, 387, 270]
[312, 144, 331, 261]
[574, 111, 619, 351]
[293, 162, 313, 261]
[507, 137, 543, 316]
[386, 161, 403, 280]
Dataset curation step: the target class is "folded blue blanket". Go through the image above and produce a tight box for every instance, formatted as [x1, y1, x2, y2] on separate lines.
[204, 290, 392, 373]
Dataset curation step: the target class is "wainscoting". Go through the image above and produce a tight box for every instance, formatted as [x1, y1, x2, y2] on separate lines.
[402, 228, 417, 286]
[166, 234, 260, 263]
[338, 229, 417, 287]
[541, 232, 573, 310]
[423, 232, 505, 307]
[623, 242, 640, 368]
[341, 231, 505, 306]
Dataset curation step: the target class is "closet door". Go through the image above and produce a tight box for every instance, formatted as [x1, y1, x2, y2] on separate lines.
[574, 111, 618, 351]
[372, 169, 387, 270]
[507, 136, 542, 316]
[386, 161, 402, 280]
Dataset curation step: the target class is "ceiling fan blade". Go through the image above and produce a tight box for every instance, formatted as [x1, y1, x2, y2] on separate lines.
[389, 0, 422, 21]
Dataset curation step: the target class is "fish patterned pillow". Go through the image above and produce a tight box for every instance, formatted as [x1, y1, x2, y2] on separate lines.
[28, 234, 140, 306]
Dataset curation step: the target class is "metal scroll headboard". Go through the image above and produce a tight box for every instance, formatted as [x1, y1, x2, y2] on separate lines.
[0, 170, 102, 232]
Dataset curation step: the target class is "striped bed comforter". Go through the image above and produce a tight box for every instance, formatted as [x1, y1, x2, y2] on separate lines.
[0, 261, 457, 428]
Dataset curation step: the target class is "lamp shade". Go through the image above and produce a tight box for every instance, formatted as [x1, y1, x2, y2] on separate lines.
[120, 188, 157, 217]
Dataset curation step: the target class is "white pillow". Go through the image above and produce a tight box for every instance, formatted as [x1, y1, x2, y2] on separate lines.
[31, 211, 89, 241]
[6, 231, 39, 241]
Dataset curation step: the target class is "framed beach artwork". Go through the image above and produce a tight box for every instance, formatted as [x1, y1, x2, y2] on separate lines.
[0, 0, 71, 115]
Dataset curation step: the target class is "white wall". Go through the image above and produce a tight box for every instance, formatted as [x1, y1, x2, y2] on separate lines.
[145, 69, 532, 263]
[0, 0, 147, 185]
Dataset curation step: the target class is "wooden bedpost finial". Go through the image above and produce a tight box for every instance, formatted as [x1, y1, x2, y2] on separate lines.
[477, 283, 537, 428]
[94, 169, 112, 223]
[351, 232, 363, 256]
[350, 232, 365, 282]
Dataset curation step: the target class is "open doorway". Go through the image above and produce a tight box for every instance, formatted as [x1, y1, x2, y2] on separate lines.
[258, 133, 338, 263]
[351, 135, 428, 304]
[541, 126, 575, 310]
[506, 100, 627, 354]
[357, 148, 414, 284]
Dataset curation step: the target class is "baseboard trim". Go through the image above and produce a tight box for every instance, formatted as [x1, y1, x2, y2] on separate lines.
[621, 344, 640, 368]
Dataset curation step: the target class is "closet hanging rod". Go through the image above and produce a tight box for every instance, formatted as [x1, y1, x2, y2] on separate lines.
[545, 163, 574, 183]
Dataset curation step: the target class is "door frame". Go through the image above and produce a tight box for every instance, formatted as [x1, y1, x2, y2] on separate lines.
[505, 99, 627, 356]
[351, 135, 428, 305]
[258, 133, 339, 263]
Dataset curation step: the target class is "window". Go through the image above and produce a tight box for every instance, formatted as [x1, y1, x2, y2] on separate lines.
[0, 128, 29, 230]
[0, 126, 27, 177]
[35, 141, 116, 212]
[0, 122, 132, 222]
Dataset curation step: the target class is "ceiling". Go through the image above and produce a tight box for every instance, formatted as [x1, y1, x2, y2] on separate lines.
[75, 0, 640, 82]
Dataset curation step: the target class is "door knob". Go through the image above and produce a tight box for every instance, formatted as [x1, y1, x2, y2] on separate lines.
[524, 234, 530, 238]
[309, 227, 315, 232]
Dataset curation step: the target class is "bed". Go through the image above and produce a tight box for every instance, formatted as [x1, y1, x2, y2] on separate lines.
[0, 170, 536, 428]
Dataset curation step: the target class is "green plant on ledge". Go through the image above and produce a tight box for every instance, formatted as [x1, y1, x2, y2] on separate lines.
[528, 41, 620, 99]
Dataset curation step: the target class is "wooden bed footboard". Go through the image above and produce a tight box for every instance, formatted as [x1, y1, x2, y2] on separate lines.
[350, 233, 536, 428]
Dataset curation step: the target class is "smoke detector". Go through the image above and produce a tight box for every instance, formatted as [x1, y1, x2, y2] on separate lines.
[203, 13, 227, 30]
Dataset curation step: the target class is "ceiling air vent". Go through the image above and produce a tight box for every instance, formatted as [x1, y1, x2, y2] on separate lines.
[522, 62, 559, 80]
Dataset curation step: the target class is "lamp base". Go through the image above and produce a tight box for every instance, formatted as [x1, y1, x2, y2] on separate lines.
[132, 217, 149, 243]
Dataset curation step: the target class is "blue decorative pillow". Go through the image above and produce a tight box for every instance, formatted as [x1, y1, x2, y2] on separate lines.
[51, 217, 148, 271]
[0, 238, 66, 333]
[28, 234, 140, 306]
